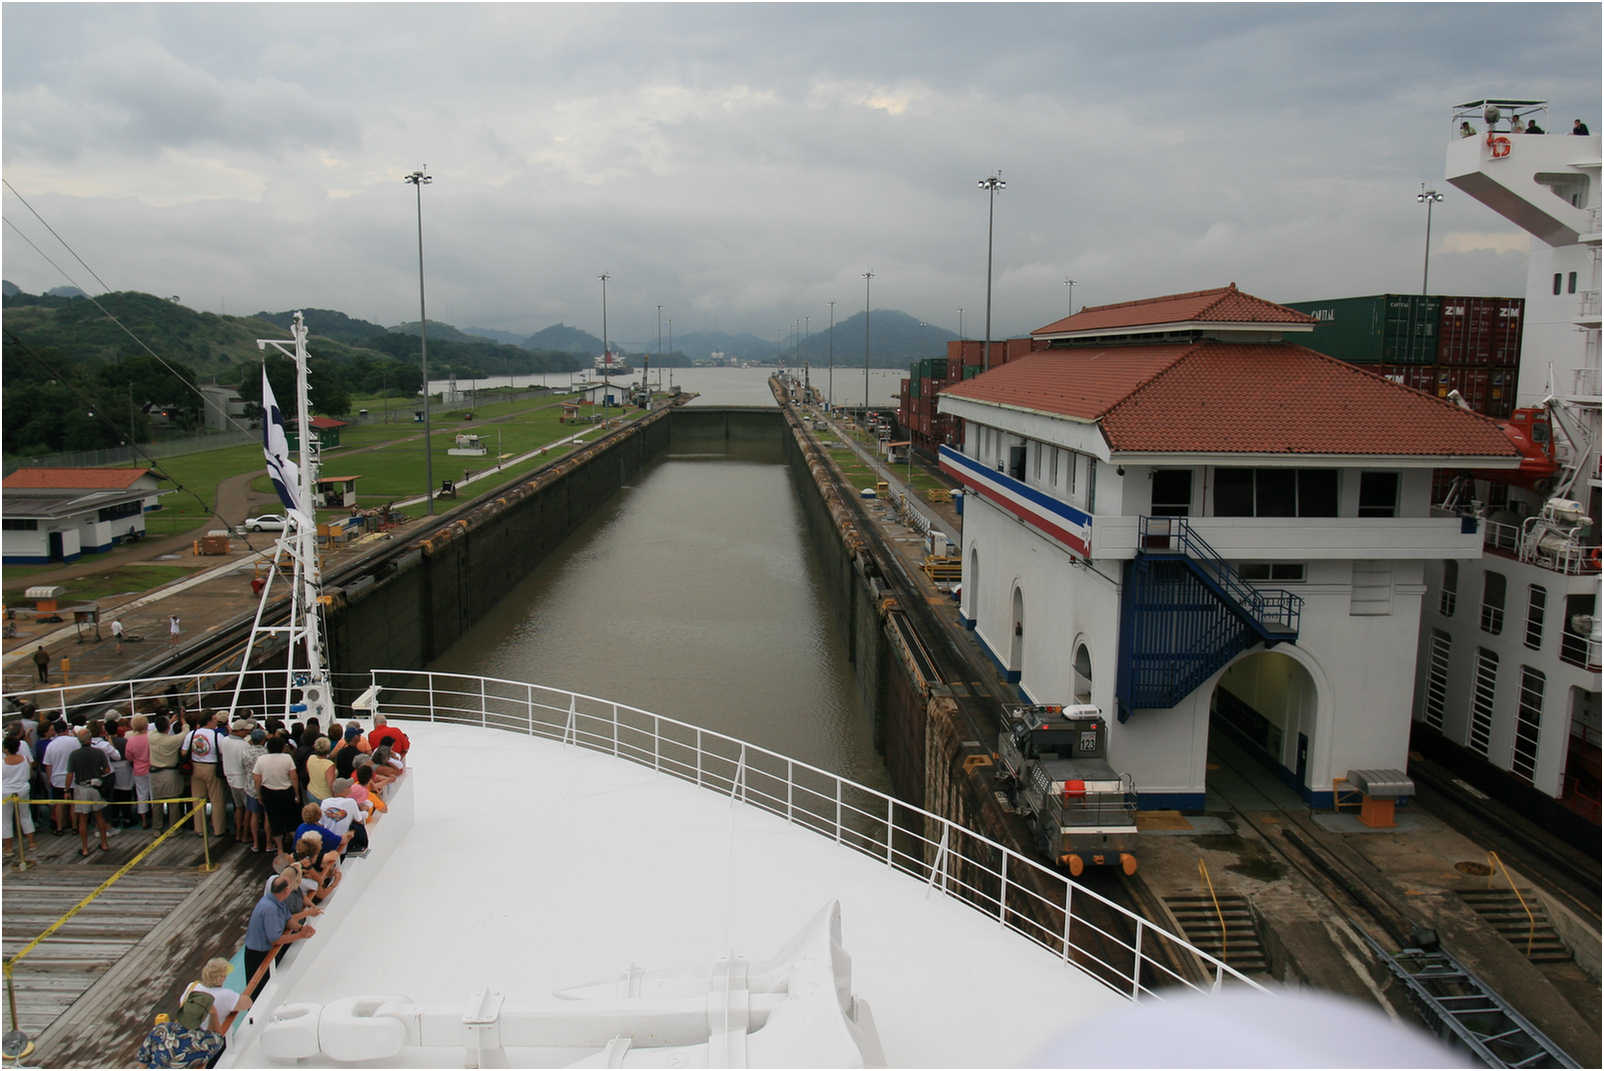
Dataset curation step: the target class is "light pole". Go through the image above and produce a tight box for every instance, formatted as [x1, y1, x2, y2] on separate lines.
[1417, 185, 1444, 295]
[827, 300, 836, 411]
[958, 306, 964, 340]
[667, 318, 672, 387]
[655, 304, 662, 405]
[1064, 277, 1076, 316]
[863, 270, 874, 417]
[978, 170, 1005, 371]
[404, 167, 434, 514]
[598, 271, 611, 398]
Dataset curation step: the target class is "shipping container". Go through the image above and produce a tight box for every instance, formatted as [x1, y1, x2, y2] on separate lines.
[1284, 294, 1443, 364]
[1433, 296, 1524, 367]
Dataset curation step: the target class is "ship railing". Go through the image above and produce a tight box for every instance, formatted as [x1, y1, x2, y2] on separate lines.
[369, 669, 1265, 1000]
[1572, 365, 1601, 400]
[1580, 290, 1602, 320]
[1, 669, 303, 733]
[1480, 517, 1601, 575]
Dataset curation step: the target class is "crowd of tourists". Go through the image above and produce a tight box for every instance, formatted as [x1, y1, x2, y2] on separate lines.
[1, 701, 411, 1069]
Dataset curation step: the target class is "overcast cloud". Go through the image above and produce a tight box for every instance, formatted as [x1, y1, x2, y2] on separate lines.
[3, 3, 1599, 346]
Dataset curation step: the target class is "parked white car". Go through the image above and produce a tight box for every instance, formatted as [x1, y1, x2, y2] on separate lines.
[243, 514, 287, 532]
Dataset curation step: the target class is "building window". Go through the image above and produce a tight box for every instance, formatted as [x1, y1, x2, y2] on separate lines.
[1470, 649, 1498, 757]
[1481, 571, 1506, 635]
[1, 518, 38, 531]
[1151, 470, 1193, 517]
[1050, 448, 1060, 490]
[1561, 593, 1598, 668]
[1424, 630, 1451, 730]
[1214, 468, 1339, 518]
[1357, 472, 1399, 518]
[1073, 644, 1093, 704]
[1568, 271, 1578, 295]
[1008, 445, 1026, 480]
[1553, 272, 1563, 295]
[96, 500, 142, 524]
[1238, 563, 1306, 582]
[1512, 667, 1544, 784]
[1440, 561, 1457, 617]
[1525, 585, 1547, 650]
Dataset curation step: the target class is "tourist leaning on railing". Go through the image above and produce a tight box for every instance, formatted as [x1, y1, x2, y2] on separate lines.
[242, 874, 319, 998]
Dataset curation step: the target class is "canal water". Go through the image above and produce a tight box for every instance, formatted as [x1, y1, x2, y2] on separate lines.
[425, 425, 889, 789]
[430, 365, 908, 410]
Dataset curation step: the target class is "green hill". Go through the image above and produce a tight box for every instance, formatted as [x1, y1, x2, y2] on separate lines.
[795, 310, 956, 369]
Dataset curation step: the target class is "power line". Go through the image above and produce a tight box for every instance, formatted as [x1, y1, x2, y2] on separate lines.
[3, 178, 116, 293]
[1, 203, 255, 437]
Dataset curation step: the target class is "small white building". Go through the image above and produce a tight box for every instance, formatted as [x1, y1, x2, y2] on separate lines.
[198, 384, 248, 432]
[1, 467, 166, 563]
[937, 285, 1518, 809]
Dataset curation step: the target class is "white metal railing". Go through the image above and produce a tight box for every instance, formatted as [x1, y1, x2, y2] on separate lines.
[1579, 290, 1601, 320]
[0, 669, 316, 729]
[1572, 364, 1601, 400]
[367, 669, 1264, 1001]
[1480, 517, 1600, 575]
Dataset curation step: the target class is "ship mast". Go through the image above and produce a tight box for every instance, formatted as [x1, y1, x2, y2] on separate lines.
[229, 312, 336, 727]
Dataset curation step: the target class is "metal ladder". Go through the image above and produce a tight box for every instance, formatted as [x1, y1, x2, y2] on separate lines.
[1363, 934, 1579, 1068]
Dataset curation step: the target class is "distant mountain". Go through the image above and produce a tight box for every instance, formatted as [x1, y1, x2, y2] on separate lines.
[787, 310, 957, 369]
[255, 308, 389, 345]
[44, 285, 87, 299]
[2, 280, 21, 298]
[388, 320, 483, 343]
[526, 322, 603, 355]
[461, 326, 530, 347]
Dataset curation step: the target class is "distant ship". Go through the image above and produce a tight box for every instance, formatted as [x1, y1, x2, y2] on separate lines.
[594, 350, 631, 376]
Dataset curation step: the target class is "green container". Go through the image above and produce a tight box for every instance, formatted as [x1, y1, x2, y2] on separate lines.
[1284, 294, 1441, 365]
[910, 380, 921, 399]
[919, 357, 946, 380]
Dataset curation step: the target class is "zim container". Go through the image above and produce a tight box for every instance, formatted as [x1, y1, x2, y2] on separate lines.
[1436, 297, 1525, 367]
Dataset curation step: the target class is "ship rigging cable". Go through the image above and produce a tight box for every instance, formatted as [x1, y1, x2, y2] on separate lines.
[0, 199, 256, 439]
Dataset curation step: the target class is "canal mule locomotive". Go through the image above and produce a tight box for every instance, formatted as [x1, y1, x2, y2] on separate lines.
[996, 703, 1139, 876]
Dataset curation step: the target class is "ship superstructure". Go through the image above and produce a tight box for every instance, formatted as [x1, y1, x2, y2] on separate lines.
[1411, 99, 1602, 819]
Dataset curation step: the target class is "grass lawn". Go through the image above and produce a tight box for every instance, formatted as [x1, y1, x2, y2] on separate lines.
[56, 564, 204, 603]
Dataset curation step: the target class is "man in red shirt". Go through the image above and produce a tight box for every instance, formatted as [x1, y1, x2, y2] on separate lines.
[366, 714, 410, 757]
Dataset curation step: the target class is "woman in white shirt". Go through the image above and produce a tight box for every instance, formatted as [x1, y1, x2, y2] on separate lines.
[181, 956, 252, 1032]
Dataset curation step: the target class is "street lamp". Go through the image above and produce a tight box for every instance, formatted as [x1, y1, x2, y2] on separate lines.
[978, 170, 1005, 371]
[404, 167, 434, 514]
[958, 306, 964, 340]
[1417, 185, 1444, 295]
[827, 300, 836, 411]
[863, 270, 874, 416]
[1064, 277, 1077, 316]
[598, 271, 611, 395]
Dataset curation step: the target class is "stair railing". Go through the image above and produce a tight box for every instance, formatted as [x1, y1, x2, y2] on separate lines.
[1486, 850, 1536, 956]
[1198, 857, 1227, 963]
[1138, 517, 1301, 635]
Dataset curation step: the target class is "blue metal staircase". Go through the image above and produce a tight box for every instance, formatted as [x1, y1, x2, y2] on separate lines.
[1115, 517, 1301, 720]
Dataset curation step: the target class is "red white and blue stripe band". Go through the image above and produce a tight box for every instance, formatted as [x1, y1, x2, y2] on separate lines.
[939, 444, 1092, 556]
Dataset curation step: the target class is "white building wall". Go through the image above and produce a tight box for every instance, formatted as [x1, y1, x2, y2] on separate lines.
[2, 529, 50, 561]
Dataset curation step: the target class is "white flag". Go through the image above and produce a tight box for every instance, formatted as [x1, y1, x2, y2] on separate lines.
[262, 367, 303, 516]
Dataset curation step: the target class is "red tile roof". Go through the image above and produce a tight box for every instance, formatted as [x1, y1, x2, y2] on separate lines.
[2, 467, 153, 490]
[940, 342, 1518, 458]
[308, 416, 348, 429]
[1033, 283, 1316, 336]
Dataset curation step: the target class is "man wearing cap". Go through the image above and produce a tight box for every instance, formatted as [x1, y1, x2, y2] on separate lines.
[63, 729, 112, 856]
[219, 718, 255, 845]
[182, 711, 229, 839]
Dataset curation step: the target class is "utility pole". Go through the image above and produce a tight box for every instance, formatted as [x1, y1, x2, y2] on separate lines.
[827, 300, 836, 411]
[1064, 277, 1076, 316]
[404, 167, 434, 513]
[599, 271, 611, 401]
[863, 270, 874, 417]
[958, 306, 964, 340]
[978, 171, 1005, 372]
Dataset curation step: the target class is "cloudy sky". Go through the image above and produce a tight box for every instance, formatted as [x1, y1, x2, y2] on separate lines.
[3, 3, 1599, 345]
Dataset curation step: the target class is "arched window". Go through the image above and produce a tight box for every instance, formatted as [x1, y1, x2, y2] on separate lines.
[1073, 644, 1093, 704]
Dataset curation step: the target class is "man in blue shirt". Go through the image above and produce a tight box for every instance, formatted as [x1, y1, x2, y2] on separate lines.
[243, 876, 318, 996]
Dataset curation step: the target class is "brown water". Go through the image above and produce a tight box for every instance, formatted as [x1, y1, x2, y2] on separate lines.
[426, 446, 888, 788]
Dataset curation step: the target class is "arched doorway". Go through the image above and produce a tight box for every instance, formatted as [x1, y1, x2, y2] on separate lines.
[1007, 585, 1024, 682]
[1073, 642, 1093, 704]
[1210, 649, 1319, 789]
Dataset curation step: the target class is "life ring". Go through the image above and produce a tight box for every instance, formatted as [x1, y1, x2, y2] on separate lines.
[1590, 546, 1601, 572]
[1487, 134, 1511, 159]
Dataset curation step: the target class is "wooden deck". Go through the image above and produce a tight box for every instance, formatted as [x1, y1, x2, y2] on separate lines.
[2, 820, 272, 1066]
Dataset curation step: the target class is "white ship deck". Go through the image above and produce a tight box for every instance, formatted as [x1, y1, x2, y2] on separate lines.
[222, 719, 1131, 1067]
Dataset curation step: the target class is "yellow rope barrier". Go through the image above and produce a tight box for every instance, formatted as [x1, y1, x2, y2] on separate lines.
[1198, 857, 1227, 962]
[3, 797, 205, 975]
